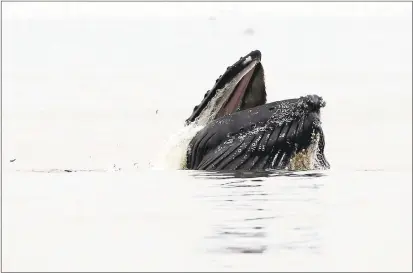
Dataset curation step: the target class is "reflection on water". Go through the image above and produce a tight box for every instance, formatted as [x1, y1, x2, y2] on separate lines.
[3, 169, 411, 271]
[191, 169, 327, 179]
[190, 170, 326, 255]
[8, 168, 326, 258]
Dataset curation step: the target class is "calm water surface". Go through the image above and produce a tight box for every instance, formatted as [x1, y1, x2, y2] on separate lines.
[3, 169, 411, 271]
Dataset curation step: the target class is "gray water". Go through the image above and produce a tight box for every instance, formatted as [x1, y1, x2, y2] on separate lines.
[2, 2, 412, 271]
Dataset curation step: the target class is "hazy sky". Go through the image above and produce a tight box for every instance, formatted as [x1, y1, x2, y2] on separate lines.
[3, 2, 411, 20]
[3, 2, 412, 170]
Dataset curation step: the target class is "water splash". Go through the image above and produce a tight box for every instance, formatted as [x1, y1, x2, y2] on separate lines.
[152, 123, 204, 170]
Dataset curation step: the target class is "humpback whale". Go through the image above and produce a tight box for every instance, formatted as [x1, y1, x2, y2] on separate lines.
[183, 50, 330, 171]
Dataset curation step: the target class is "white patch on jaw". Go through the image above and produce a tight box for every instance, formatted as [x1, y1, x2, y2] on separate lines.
[194, 60, 258, 126]
[271, 151, 280, 167]
[243, 56, 252, 65]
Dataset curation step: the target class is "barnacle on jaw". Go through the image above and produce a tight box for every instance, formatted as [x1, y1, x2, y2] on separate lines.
[287, 131, 321, 171]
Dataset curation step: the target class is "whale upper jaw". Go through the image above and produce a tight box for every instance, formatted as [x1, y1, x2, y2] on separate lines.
[185, 50, 266, 126]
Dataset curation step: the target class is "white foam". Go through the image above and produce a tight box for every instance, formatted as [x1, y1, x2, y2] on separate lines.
[152, 123, 204, 170]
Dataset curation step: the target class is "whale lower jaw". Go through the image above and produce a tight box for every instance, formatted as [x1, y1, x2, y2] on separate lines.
[180, 129, 326, 172]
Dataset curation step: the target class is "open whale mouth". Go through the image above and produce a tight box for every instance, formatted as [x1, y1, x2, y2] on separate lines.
[215, 60, 264, 118]
[185, 50, 266, 126]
